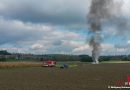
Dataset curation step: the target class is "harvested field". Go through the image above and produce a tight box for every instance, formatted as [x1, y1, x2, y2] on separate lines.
[0, 62, 42, 68]
[0, 64, 130, 90]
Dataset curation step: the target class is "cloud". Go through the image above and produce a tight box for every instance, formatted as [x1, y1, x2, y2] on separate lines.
[0, 17, 53, 44]
[101, 44, 128, 55]
[73, 44, 91, 55]
[122, 0, 130, 17]
[72, 43, 128, 55]
[117, 48, 126, 52]
[0, 0, 129, 55]
[73, 45, 89, 52]
[0, 17, 81, 44]
[127, 40, 130, 44]
[31, 43, 43, 50]
[0, 17, 83, 54]
[0, 0, 91, 25]
[62, 40, 81, 47]
[73, 44, 115, 55]
[113, 41, 130, 55]
[0, 0, 129, 26]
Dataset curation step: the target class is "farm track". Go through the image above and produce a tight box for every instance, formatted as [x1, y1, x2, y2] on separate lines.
[0, 63, 130, 90]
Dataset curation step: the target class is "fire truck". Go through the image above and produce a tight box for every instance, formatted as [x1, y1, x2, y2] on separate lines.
[42, 60, 56, 67]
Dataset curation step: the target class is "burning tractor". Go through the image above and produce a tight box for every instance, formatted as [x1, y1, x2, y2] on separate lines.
[42, 60, 56, 67]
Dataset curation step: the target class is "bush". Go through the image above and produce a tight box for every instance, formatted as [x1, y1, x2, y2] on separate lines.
[79, 55, 92, 62]
[0, 58, 6, 62]
[0, 50, 11, 55]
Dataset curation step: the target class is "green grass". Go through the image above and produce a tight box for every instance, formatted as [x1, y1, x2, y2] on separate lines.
[101, 60, 130, 64]
[55, 64, 78, 68]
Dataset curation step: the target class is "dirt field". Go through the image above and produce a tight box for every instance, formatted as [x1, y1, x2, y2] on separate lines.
[0, 63, 130, 90]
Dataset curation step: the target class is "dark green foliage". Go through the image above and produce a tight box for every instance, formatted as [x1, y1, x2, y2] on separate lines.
[0, 55, 6, 62]
[99, 55, 130, 62]
[0, 50, 130, 62]
[40, 54, 80, 61]
[40, 55, 130, 62]
[122, 55, 130, 61]
[99, 56, 111, 62]
[0, 50, 11, 55]
[79, 55, 92, 62]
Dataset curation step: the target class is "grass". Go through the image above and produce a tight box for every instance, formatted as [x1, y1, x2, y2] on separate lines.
[0, 61, 79, 69]
[0, 60, 130, 69]
[101, 60, 130, 64]
[0, 63, 130, 90]
[55, 64, 78, 68]
[55, 61, 78, 68]
[0, 62, 42, 69]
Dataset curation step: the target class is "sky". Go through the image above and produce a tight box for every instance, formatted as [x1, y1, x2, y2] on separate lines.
[0, 0, 130, 55]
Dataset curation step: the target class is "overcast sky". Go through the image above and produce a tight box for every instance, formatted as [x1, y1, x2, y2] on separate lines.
[0, 0, 130, 55]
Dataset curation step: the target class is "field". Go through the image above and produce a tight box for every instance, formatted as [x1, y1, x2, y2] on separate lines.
[0, 62, 42, 68]
[0, 63, 130, 90]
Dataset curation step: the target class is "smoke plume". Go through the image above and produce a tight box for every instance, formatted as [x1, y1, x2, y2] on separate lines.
[88, 0, 124, 64]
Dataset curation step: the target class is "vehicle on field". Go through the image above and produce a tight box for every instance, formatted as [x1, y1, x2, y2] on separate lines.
[42, 60, 56, 67]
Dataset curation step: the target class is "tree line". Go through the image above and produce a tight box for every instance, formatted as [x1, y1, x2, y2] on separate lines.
[0, 50, 130, 62]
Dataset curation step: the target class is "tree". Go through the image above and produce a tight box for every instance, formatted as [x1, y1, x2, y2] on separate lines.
[0, 50, 11, 55]
[79, 55, 92, 62]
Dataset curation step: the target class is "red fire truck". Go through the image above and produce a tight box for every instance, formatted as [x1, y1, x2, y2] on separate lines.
[42, 60, 56, 67]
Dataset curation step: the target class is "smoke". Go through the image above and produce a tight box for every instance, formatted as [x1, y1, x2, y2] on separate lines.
[87, 0, 124, 64]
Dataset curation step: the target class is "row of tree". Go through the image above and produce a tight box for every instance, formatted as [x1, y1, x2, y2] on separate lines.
[0, 50, 11, 55]
[0, 50, 130, 62]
